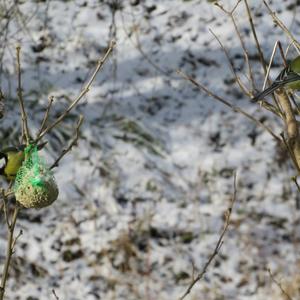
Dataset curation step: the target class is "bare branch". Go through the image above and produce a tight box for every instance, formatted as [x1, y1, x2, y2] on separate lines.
[16, 46, 30, 144]
[209, 28, 250, 96]
[244, 0, 268, 76]
[177, 70, 281, 142]
[0, 206, 20, 300]
[37, 95, 55, 137]
[178, 172, 238, 300]
[267, 268, 293, 300]
[52, 289, 60, 300]
[263, 1, 300, 52]
[50, 115, 84, 170]
[36, 40, 115, 142]
[215, 1, 255, 90]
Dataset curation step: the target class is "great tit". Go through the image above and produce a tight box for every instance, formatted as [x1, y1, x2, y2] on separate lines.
[0, 142, 47, 180]
[252, 56, 300, 102]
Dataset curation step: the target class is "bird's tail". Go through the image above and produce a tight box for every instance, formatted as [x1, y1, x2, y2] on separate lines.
[251, 82, 285, 102]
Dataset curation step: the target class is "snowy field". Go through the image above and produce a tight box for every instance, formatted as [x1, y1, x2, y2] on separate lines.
[1, 0, 300, 299]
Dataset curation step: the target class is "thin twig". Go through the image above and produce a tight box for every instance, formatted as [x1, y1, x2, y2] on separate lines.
[263, 1, 300, 51]
[37, 95, 54, 137]
[0, 206, 20, 300]
[1, 189, 10, 229]
[263, 41, 279, 91]
[11, 229, 23, 250]
[52, 289, 60, 300]
[244, 0, 267, 76]
[178, 172, 238, 300]
[50, 115, 84, 170]
[259, 40, 283, 115]
[16, 46, 30, 144]
[120, 11, 175, 79]
[291, 176, 300, 209]
[209, 28, 250, 96]
[278, 42, 288, 68]
[36, 40, 115, 142]
[285, 40, 300, 57]
[267, 268, 293, 300]
[215, 1, 255, 90]
[177, 70, 281, 142]
[0, 90, 4, 119]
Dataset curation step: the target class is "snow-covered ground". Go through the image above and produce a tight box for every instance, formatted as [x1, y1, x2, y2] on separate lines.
[1, 0, 300, 299]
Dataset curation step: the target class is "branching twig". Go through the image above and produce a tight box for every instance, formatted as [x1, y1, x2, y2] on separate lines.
[16, 46, 30, 144]
[0, 37, 114, 300]
[215, 0, 255, 90]
[178, 172, 238, 300]
[267, 268, 293, 300]
[50, 115, 84, 170]
[263, 1, 300, 52]
[36, 40, 115, 142]
[177, 70, 281, 142]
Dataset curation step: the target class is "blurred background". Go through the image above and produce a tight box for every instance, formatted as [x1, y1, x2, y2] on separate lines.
[1, 0, 300, 299]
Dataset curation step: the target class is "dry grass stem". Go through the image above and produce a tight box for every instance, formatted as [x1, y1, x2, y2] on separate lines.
[178, 172, 238, 300]
[0, 206, 20, 300]
[268, 268, 293, 300]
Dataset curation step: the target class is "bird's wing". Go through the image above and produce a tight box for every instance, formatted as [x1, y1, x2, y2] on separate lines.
[275, 68, 300, 85]
[252, 70, 300, 102]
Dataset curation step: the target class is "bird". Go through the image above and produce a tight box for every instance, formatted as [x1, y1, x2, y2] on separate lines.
[252, 56, 300, 102]
[0, 142, 47, 180]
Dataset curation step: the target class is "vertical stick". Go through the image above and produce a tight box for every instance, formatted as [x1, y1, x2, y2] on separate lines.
[16, 46, 30, 145]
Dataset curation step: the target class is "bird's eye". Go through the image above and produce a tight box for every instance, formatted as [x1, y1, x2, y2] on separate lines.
[0, 156, 6, 169]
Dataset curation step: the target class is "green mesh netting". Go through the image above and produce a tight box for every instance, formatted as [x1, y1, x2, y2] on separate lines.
[14, 145, 59, 209]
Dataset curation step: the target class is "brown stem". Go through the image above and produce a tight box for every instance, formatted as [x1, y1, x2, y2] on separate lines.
[215, 1, 255, 90]
[263, 1, 300, 51]
[267, 268, 293, 300]
[36, 40, 115, 142]
[178, 173, 238, 300]
[244, 0, 267, 75]
[37, 95, 54, 137]
[16, 46, 30, 145]
[177, 70, 280, 142]
[50, 115, 84, 170]
[276, 90, 300, 174]
[0, 206, 20, 300]
[209, 29, 250, 96]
